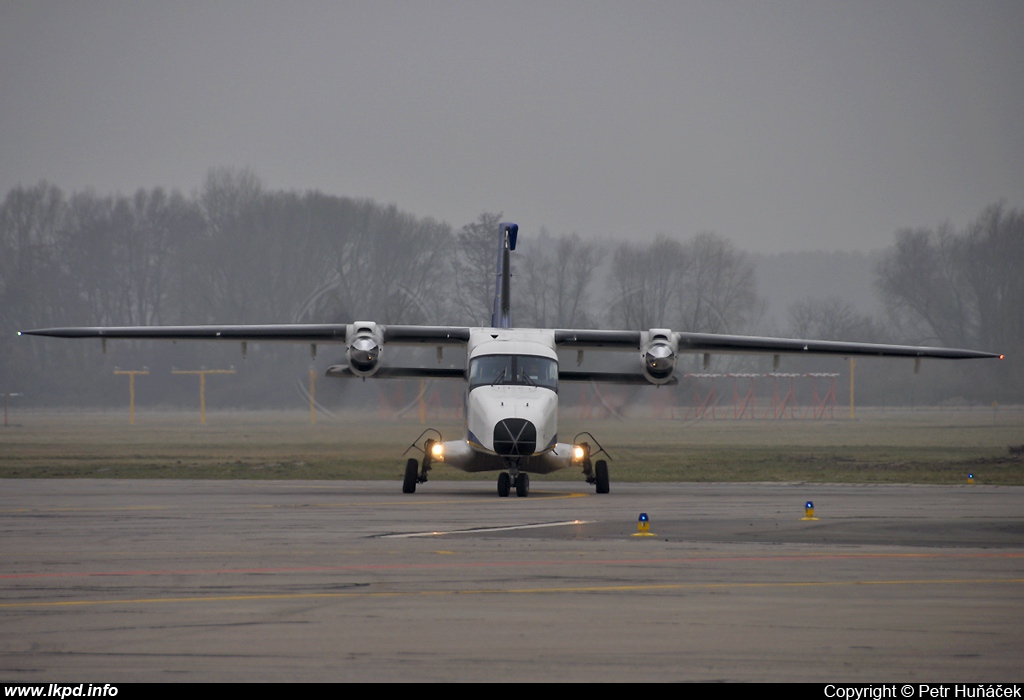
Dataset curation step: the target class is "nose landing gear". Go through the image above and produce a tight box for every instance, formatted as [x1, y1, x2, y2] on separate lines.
[516, 472, 530, 497]
[497, 466, 530, 497]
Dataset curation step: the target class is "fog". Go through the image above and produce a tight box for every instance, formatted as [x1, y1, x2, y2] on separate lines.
[2, 2, 1020, 409]
[2, 1, 1022, 253]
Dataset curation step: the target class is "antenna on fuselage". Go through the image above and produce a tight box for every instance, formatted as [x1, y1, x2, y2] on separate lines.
[491, 222, 518, 328]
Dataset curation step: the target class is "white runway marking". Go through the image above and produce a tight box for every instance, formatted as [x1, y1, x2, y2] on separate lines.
[380, 520, 592, 538]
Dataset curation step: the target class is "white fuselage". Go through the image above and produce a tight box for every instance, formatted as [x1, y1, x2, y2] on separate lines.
[438, 329, 575, 474]
[466, 384, 558, 454]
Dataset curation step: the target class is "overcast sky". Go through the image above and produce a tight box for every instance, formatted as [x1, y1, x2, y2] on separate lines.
[2, 1, 1021, 252]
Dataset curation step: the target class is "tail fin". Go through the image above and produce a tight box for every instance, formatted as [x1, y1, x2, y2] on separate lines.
[490, 222, 518, 328]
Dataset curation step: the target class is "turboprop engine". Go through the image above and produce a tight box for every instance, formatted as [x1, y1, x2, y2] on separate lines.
[641, 329, 676, 385]
[345, 322, 383, 377]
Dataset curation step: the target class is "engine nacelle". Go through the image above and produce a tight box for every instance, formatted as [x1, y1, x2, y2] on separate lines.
[346, 322, 383, 378]
[641, 330, 676, 385]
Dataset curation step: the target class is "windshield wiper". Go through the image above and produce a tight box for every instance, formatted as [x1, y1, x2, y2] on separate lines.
[519, 368, 537, 387]
[491, 367, 507, 386]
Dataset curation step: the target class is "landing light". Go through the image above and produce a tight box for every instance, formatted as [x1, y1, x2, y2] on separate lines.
[431, 442, 445, 460]
[572, 444, 587, 463]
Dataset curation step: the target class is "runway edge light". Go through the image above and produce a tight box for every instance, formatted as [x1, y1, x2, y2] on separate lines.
[632, 512, 656, 537]
[802, 501, 818, 521]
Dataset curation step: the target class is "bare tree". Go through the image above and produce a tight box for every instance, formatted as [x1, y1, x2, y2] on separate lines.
[788, 296, 881, 342]
[451, 212, 504, 325]
[608, 232, 760, 335]
[518, 230, 604, 328]
[678, 232, 761, 334]
[875, 203, 1024, 400]
[958, 203, 1024, 354]
[608, 235, 689, 329]
[0, 182, 74, 397]
[875, 225, 975, 347]
[0, 182, 69, 325]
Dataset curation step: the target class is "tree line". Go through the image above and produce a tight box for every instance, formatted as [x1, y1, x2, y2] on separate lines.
[1, 169, 1018, 407]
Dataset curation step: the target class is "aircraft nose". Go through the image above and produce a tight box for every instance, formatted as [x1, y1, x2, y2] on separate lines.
[493, 418, 537, 456]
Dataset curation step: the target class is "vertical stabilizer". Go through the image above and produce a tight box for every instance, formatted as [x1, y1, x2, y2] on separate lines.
[491, 222, 518, 328]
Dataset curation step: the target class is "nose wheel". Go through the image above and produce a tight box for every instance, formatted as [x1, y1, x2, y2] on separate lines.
[497, 472, 530, 497]
[516, 472, 530, 497]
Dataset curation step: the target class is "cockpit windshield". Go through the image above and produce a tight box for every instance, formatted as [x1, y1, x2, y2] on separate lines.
[469, 354, 558, 392]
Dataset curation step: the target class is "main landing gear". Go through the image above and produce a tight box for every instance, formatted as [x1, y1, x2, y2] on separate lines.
[401, 429, 442, 494]
[593, 460, 609, 494]
[403, 458, 421, 494]
[497, 471, 530, 498]
[576, 432, 611, 494]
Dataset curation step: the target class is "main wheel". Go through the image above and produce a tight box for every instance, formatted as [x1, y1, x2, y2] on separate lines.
[515, 472, 530, 497]
[595, 460, 610, 494]
[403, 458, 418, 494]
[497, 472, 511, 497]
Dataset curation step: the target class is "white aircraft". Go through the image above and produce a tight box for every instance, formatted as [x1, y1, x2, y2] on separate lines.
[21, 222, 1001, 497]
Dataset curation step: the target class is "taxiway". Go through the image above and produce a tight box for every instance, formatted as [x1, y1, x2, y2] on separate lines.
[1, 480, 1021, 681]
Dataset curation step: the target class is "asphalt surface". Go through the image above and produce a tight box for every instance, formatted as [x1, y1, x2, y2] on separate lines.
[1, 479, 1022, 682]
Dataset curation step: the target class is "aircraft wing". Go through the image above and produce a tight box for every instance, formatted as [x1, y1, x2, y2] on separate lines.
[672, 332, 999, 360]
[20, 324, 350, 342]
[23, 324, 997, 359]
[552, 328, 999, 360]
[21, 323, 999, 388]
[19, 324, 472, 346]
[554, 329, 641, 349]
[552, 327, 998, 386]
